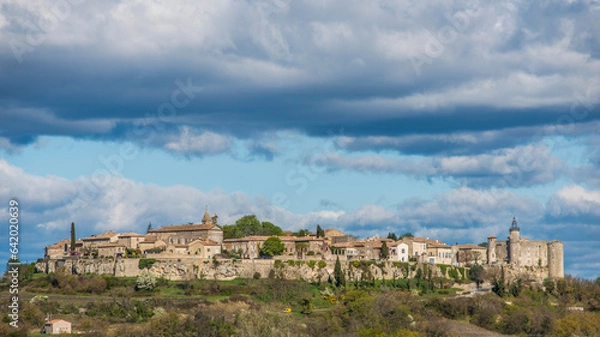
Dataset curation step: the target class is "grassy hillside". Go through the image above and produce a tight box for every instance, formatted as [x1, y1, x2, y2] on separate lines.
[1, 265, 599, 337]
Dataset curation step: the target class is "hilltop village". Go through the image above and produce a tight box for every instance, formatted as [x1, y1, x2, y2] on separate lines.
[44, 208, 564, 278]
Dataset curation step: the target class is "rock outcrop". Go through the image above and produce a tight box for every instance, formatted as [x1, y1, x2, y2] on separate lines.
[35, 258, 552, 283]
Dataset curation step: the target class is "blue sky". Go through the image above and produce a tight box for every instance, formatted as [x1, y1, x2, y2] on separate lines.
[0, 0, 599, 279]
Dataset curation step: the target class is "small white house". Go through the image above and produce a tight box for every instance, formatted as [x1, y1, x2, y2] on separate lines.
[395, 242, 409, 262]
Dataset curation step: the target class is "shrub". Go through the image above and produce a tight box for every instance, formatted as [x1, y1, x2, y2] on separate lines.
[253, 272, 261, 280]
[139, 258, 157, 270]
[318, 260, 327, 269]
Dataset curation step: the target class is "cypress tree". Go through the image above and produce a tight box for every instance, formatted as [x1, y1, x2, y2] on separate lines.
[381, 241, 389, 260]
[334, 256, 345, 287]
[70, 222, 76, 252]
[316, 224, 325, 238]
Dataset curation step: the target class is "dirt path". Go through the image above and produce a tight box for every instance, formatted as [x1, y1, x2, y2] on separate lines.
[439, 320, 514, 337]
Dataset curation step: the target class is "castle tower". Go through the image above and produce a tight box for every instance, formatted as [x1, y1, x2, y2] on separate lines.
[547, 240, 564, 278]
[508, 217, 521, 265]
[487, 235, 497, 264]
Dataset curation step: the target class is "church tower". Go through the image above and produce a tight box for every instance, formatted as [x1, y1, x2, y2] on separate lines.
[202, 206, 213, 225]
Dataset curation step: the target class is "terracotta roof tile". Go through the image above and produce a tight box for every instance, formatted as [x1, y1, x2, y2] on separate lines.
[118, 232, 145, 237]
[46, 319, 70, 324]
[82, 231, 119, 241]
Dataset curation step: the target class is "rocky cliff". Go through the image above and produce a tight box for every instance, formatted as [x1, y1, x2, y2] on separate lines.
[35, 258, 551, 283]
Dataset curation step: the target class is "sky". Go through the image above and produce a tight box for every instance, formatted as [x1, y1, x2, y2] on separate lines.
[0, 0, 599, 279]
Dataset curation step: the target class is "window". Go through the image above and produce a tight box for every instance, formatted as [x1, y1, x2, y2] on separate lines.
[401, 249, 405, 254]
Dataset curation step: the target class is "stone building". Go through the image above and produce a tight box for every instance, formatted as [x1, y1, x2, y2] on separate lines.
[43, 319, 71, 334]
[81, 230, 120, 249]
[425, 240, 453, 265]
[139, 235, 167, 253]
[44, 239, 71, 259]
[452, 244, 487, 266]
[223, 235, 325, 259]
[148, 208, 223, 244]
[186, 239, 221, 258]
[117, 232, 145, 249]
[97, 242, 127, 258]
[45, 239, 83, 259]
[487, 217, 564, 278]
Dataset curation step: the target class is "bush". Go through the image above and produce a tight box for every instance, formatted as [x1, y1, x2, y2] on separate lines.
[318, 260, 327, 269]
[139, 258, 157, 270]
[253, 272, 261, 280]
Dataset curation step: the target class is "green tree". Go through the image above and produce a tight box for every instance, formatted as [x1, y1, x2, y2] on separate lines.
[478, 242, 488, 248]
[261, 221, 284, 236]
[293, 229, 311, 237]
[334, 256, 346, 287]
[380, 241, 389, 260]
[222, 215, 284, 239]
[70, 222, 76, 252]
[146, 222, 152, 233]
[316, 224, 325, 238]
[387, 232, 398, 241]
[260, 236, 285, 257]
[398, 232, 414, 239]
[469, 263, 484, 288]
[492, 279, 507, 297]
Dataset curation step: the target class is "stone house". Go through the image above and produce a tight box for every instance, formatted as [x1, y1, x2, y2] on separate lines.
[327, 241, 358, 260]
[139, 235, 167, 253]
[165, 244, 188, 254]
[280, 236, 325, 259]
[45, 239, 84, 259]
[406, 237, 429, 261]
[223, 236, 270, 259]
[43, 319, 71, 334]
[425, 240, 453, 264]
[81, 230, 120, 249]
[452, 244, 486, 266]
[117, 232, 145, 249]
[97, 243, 126, 258]
[187, 239, 221, 258]
[44, 239, 70, 259]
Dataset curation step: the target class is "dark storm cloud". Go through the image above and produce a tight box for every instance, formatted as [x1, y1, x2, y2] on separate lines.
[0, 0, 599, 157]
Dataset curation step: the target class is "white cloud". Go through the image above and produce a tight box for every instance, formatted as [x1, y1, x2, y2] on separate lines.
[546, 184, 600, 219]
[163, 127, 232, 156]
[310, 144, 565, 187]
